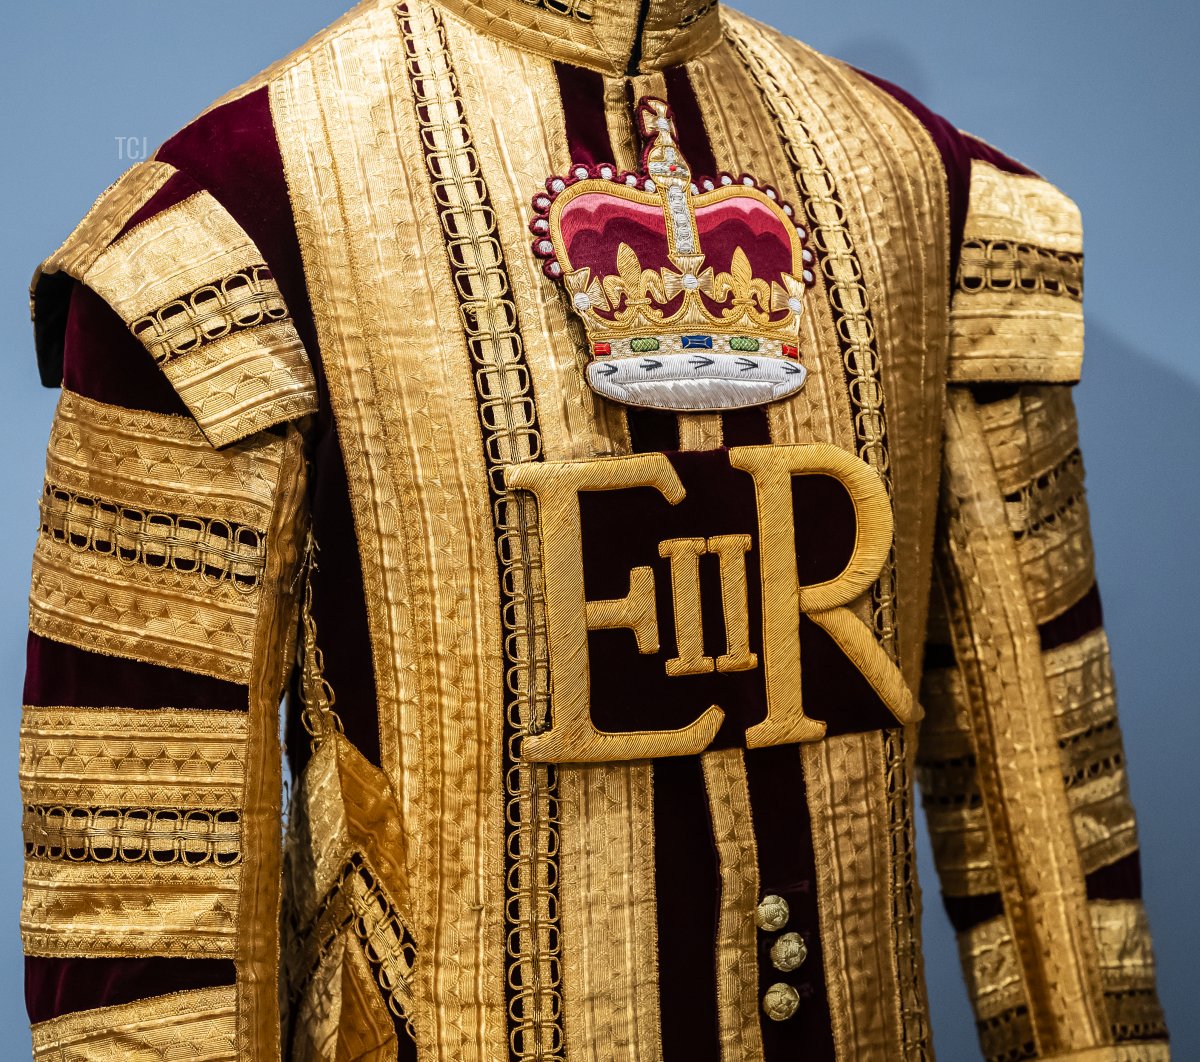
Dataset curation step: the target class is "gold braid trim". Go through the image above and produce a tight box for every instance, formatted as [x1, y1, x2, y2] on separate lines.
[31, 985, 238, 1062]
[29, 390, 292, 681]
[950, 161, 1084, 384]
[19, 706, 251, 958]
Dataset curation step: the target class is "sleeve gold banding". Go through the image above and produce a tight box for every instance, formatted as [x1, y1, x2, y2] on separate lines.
[45, 178, 317, 447]
[30, 984, 237, 1061]
[20, 706, 248, 958]
[29, 390, 290, 681]
[949, 160, 1084, 384]
[975, 387, 1095, 623]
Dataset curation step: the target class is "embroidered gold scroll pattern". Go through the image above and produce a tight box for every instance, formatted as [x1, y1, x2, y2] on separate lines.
[24, 805, 241, 867]
[40, 482, 266, 592]
[131, 263, 290, 364]
[958, 240, 1083, 301]
[396, 4, 560, 1059]
[30, 984, 238, 1062]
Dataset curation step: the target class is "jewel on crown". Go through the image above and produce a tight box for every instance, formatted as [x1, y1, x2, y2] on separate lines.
[530, 97, 816, 411]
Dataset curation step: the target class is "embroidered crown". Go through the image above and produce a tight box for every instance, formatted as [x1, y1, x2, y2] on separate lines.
[531, 97, 816, 411]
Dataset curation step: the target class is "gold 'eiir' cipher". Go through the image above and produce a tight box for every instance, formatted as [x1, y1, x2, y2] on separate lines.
[506, 443, 917, 763]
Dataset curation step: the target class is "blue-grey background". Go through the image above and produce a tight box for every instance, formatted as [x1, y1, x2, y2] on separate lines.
[2, 2, 1196, 1057]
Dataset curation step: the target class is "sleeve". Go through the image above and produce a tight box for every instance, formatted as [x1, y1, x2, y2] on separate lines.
[918, 158, 1170, 1061]
[21, 161, 316, 1058]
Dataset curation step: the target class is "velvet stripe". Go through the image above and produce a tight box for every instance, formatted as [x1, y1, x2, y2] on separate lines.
[662, 66, 718, 181]
[25, 957, 235, 1025]
[942, 891, 1005, 935]
[745, 745, 836, 1062]
[1038, 582, 1103, 651]
[720, 406, 769, 447]
[652, 754, 721, 1062]
[23, 632, 248, 711]
[62, 283, 188, 416]
[1085, 850, 1143, 902]
[554, 62, 615, 166]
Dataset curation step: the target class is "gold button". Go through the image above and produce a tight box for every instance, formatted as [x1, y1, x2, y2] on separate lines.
[770, 931, 808, 972]
[763, 982, 800, 1021]
[755, 894, 790, 932]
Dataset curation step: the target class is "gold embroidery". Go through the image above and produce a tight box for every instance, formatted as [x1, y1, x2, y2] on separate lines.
[19, 705, 248, 810]
[292, 931, 399, 1062]
[44, 389, 284, 526]
[36, 161, 176, 284]
[702, 748, 765, 1062]
[30, 985, 238, 1062]
[958, 239, 1082, 301]
[939, 388, 1108, 1051]
[31, 532, 261, 682]
[80, 188, 316, 445]
[507, 452, 723, 762]
[708, 533, 757, 672]
[159, 322, 317, 448]
[237, 419, 308, 1055]
[40, 482, 266, 591]
[974, 386, 1096, 623]
[426, 0, 719, 75]
[678, 412, 723, 450]
[659, 537, 714, 676]
[957, 916, 1028, 1023]
[22, 860, 240, 957]
[727, 444, 914, 747]
[396, 6, 559, 1058]
[30, 390, 292, 680]
[20, 706, 250, 957]
[24, 805, 241, 866]
[274, 5, 512, 1054]
[950, 161, 1084, 384]
[132, 262, 289, 363]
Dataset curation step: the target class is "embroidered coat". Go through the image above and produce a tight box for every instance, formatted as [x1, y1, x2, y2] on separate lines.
[21, 0, 1168, 1059]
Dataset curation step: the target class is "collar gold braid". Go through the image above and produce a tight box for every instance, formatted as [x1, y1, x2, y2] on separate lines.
[426, 0, 721, 74]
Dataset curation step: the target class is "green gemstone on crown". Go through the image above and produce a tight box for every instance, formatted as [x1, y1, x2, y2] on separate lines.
[730, 336, 760, 352]
[630, 337, 661, 352]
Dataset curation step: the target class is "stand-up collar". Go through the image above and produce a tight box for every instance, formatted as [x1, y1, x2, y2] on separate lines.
[427, 0, 722, 75]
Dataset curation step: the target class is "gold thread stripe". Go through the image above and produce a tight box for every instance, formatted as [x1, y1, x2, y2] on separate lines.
[701, 748, 765, 1062]
[22, 860, 240, 958]
[31, 984, 237, 1061]
[30, 537, 260, 682]
[20, 706, 248, 810]
[398, 4, 561, 1059]
[45, 389, 285, 528]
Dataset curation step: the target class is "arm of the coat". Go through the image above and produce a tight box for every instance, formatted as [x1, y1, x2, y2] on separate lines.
[919, 155, 1170, 1061]
[22, 159, 315, 1059]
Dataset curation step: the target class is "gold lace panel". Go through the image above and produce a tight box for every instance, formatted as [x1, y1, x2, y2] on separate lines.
[20, 706, 247, 958]
[23, 860, 239, 958]
[81, 189, 316, 446]
[30, 390, 289, 681]
[975, 1005, 1035, 1062]
[958, 239, 1082, 301]
[1044, 629, 1140, 873]
[975, 386, 1095, 622]
[30, 984, 237, 1061]
[956, 915, 1029, 1024]
[949, 161, 1084, 384]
